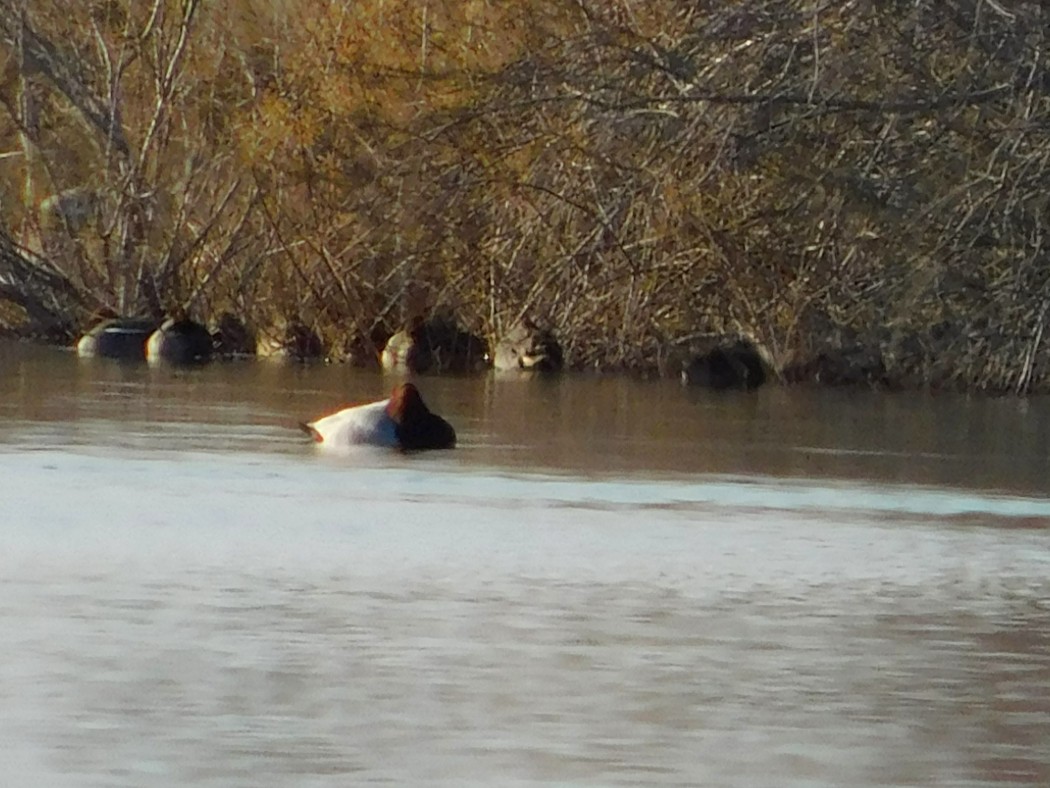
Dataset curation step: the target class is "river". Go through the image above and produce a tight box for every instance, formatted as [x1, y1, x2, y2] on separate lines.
[1, 339, 1049, 786]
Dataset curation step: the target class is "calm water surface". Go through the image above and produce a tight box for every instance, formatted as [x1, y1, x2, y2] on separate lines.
[1, 340, 1049, 787]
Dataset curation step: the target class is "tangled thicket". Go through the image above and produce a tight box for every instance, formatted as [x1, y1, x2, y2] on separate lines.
[1, 0, 1048, 391]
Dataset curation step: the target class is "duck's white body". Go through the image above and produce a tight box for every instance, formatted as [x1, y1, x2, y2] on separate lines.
[300, 383, 457, 451]
[304, 399, 399, 448]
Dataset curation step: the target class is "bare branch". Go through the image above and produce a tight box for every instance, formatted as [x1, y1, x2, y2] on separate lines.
[0, 11, 129, 156]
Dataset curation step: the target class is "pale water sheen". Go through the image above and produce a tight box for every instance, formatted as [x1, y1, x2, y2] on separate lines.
[1, 341, 1049, 786]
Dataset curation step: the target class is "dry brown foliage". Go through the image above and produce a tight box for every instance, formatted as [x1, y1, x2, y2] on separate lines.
[0, 0, 1048, 391]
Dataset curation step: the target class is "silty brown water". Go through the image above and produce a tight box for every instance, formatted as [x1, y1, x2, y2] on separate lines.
[1, 340, 1048, 786]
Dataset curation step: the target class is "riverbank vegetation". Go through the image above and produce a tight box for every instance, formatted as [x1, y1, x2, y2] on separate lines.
[1, 1, 1048, 391]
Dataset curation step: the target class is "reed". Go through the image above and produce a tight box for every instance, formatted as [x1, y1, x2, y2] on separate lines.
[1, 1, 1048, 391]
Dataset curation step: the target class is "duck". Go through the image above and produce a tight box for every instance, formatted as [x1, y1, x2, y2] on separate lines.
[491, 319, 564, 372]
[299, 382, 456, 451]
[680, 337, 771, 390]
[211, 312, 257, 358]
[380, 317, 427, 371]
[380, 315, 488, 374]
[256, 320, 325, 361]
[76, 310, 158, 361]
[146, 316, 214, 365]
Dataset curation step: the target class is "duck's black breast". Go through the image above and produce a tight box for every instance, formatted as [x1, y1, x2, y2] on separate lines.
[397, 412, 456, 451]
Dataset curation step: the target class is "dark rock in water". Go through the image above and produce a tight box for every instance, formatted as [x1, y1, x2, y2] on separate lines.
[146, 317, 214, 365]
[76, 315, 158, 361]
[681, 337, 771, 390]
[491, 320, 564, 373]
[381, 316, 487, 374]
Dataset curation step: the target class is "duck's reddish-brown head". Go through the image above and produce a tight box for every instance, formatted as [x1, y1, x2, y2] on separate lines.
[386, 383, 456, 450]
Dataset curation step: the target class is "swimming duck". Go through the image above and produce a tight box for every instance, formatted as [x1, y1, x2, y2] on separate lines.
[491, 320, 564, 372]
[299, 383, 456, 450]
[76, 312, 158, 361]
[380, 316, 487, 373]
[256, 320, 325, 361]
[211, 312, 257, 358]
[380, 320, 426, 371]
[681, 337, 771, 390]
[146, 317, 214, 365]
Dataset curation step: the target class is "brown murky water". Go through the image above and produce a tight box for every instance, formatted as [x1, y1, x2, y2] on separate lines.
[1, 340, 1049, 786]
